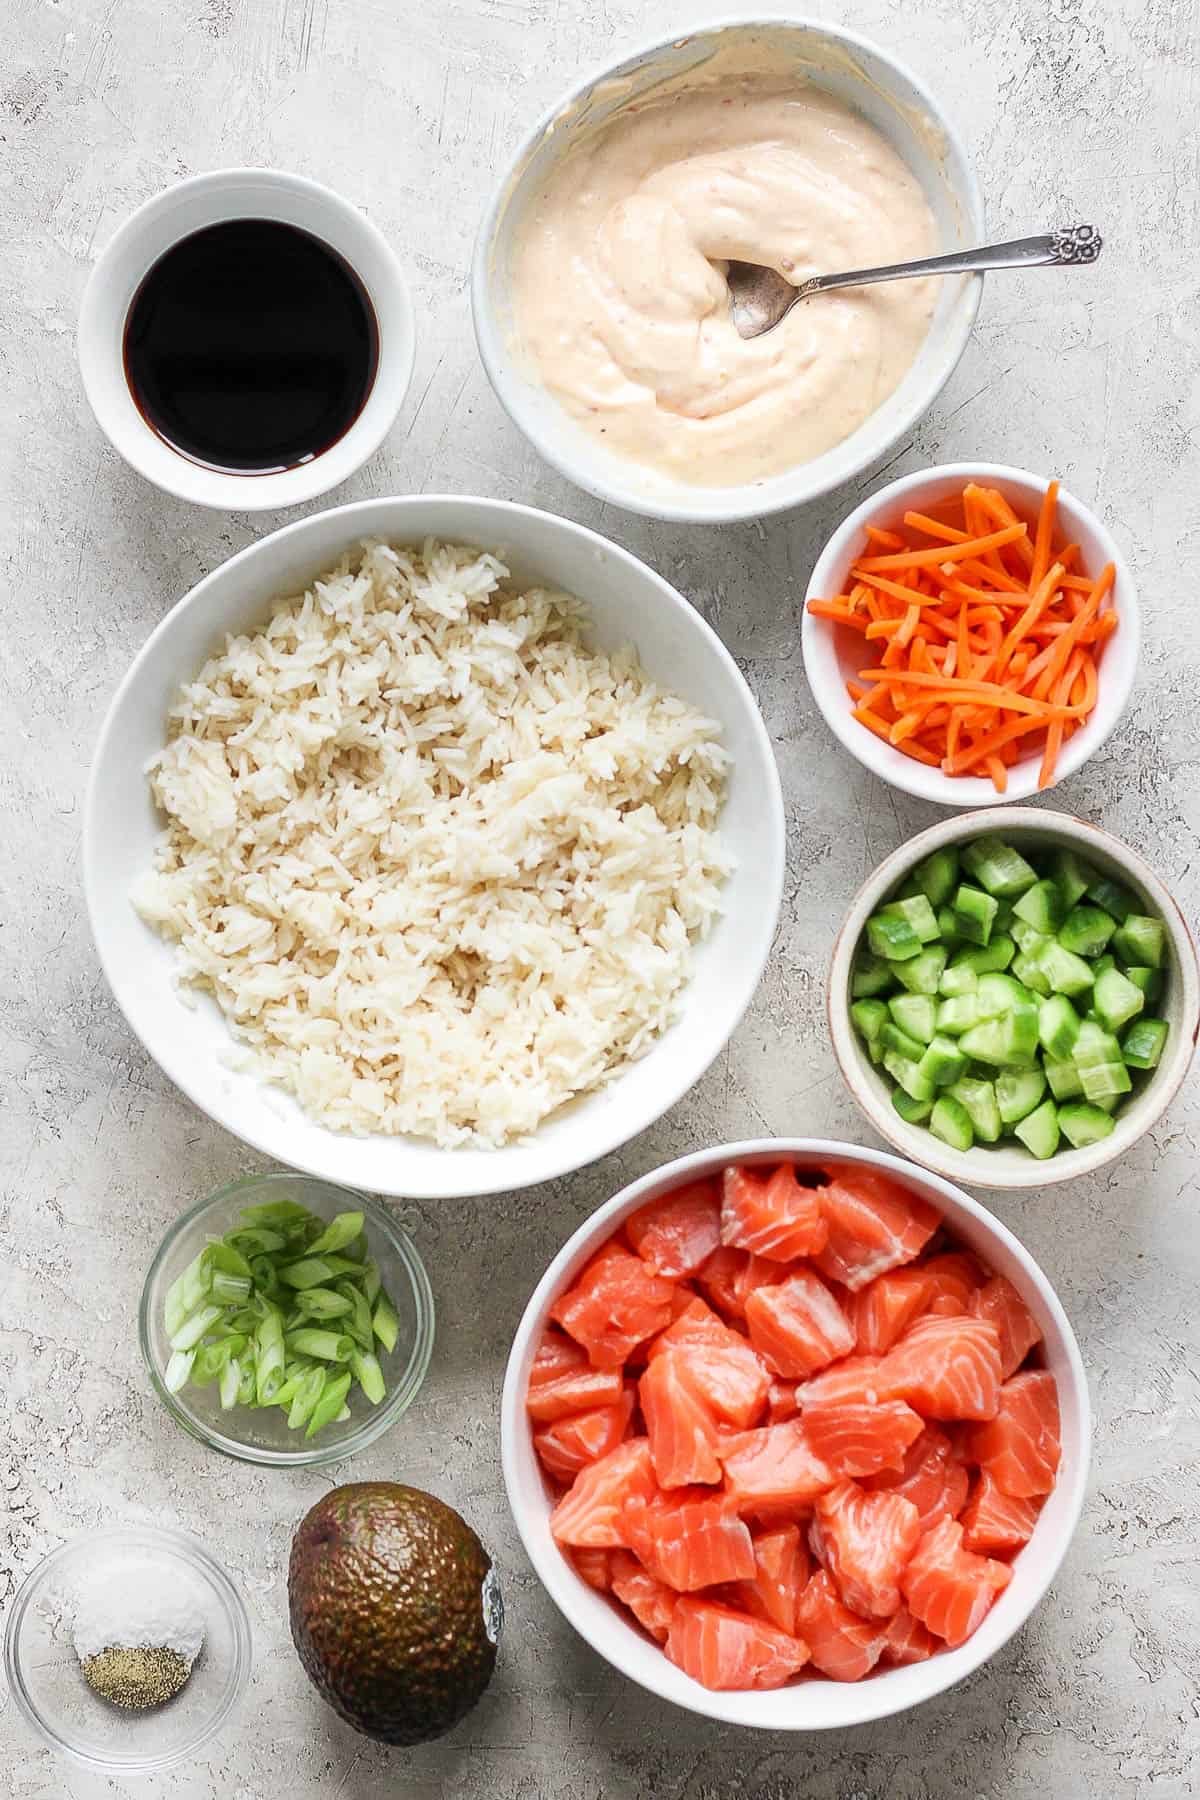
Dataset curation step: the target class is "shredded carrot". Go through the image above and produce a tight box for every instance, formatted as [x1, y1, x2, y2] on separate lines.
[807, 478, 1117, 788]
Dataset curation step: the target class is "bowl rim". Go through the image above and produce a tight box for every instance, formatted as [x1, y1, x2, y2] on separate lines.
[82, 492, 785, 1199]
[801, 461, 1141, 805]
[77, 167, 416, 512]
[137, 1172, 435, 1466]
[500, 1136, 1092, 1729]
[827, 807, 1200, 1188]
[3, 1522, 253, 1773]
[471, 12, 985, 525]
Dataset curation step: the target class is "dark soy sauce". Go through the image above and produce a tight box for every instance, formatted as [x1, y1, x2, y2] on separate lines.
[123, 219, 379, 474]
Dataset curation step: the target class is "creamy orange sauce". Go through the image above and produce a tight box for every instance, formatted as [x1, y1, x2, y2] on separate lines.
[511, 77, 938, 487]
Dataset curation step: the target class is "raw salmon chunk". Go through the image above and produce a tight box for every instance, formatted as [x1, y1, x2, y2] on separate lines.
[732, 1524, 810, 1636]
[879, 1605, 939, 1666]
[809, 1480, 922, 1618]
[813, 1169, 939, 1291]
[550, 1243, 676, 1369]
[569, 1547, 613, 1591]
[919, 1252, 985, 1316]
[901, 1516, 1012, 1647]
[865, 1424, 970, 1533]
[646, 1296, 770, 1428]
[966, 1370, 1061, 1497]
[797, 1354, 892, 1411]
[881, 1313, 1003, 1421]
[720, 1419, 835, 1515]
[804, 1399, 925, 1480]
[745, 1268, 855, 1378]
[666, 1596, 811, 1691]
[720, 1163, 829, 1262]
[696, 1246, 751, 1319]
[534, 1387, 635, 1480]
[627, 1179, 722, 1278]
[526, 1328, 626, 1421]
[848, 1269, 936, 1354]
[960, 1471, 1044, 1553]
[632, 1490, 757, 1591]
[550, 1437, 656, 1547]
[610, 1550, 680, 1642]
[640, 1352, 723, 1488]
[970, 1276, 1042, 1379]
[794, 1569, 889, 1681]
[767, 1379, 801, 1421]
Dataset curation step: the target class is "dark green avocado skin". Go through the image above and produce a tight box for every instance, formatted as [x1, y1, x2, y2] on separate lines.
[288, 1482, 499, 1746]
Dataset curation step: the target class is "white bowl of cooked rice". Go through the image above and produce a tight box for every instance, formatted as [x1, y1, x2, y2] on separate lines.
[84, 497, 784, 1198]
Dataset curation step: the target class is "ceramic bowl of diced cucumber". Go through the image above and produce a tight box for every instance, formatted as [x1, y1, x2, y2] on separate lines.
[829, 808, 1199, 1187]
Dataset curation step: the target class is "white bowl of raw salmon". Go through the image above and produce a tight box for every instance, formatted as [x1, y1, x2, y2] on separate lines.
[501, 1140, 1089, 1729]
[82, 496, 784, 1199]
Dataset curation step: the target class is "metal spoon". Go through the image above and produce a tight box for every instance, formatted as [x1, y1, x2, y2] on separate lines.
[726, 225, 1103, 340]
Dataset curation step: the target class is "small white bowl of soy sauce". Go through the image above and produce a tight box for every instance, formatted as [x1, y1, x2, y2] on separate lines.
[78, 169, 415, 510]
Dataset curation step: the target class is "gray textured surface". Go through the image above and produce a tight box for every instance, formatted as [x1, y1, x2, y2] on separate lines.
[2, 0, 1197, 1794]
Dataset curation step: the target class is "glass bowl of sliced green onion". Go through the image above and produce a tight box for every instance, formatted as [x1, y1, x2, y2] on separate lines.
[828, 808, 1199, 1189]
[139, 1172, 435, 1465]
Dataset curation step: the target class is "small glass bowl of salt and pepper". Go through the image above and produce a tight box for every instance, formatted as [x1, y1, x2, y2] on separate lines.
[3, 1524, 251, 1775]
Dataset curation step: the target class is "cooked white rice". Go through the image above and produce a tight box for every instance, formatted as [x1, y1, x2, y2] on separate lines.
[133, 539, 731, 1147]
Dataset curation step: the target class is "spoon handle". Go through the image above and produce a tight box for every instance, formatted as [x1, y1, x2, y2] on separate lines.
[795, 226, 1103, 300]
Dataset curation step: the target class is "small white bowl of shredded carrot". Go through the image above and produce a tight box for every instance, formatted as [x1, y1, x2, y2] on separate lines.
[801, 465, 1138, 803]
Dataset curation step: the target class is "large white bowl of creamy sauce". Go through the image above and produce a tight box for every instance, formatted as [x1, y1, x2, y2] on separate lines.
[473, 18, 984, 523]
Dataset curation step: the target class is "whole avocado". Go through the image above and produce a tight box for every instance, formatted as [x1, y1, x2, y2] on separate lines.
[288, 1482, 501, 1745]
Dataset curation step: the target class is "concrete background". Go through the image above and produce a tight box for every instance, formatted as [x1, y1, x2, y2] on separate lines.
[2, 0, 1197, 1793]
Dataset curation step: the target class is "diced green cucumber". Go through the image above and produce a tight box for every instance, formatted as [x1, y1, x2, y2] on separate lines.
[850, 998, 889, 1045]
[1014, 1097, 1061, 1159]
[961, 836, 1038, 898]
[1122, 1017, 1169, 1070]
[1038, 939, 1095, 999]
[867, 912, 923, 961]
[1044, 1057, 1085, 1101]
[1074, 1019, 1124, 1068]
[996, 1066, 1047, 1126]
[1058, 1102, 1117, 1148]
[1059, 904, 1117, 958]
[1079, 1057, 1132, 1105]
[1085, 875, 1136, 921]
[1123, 965, 1163, 1006]
[958, 1010, 1038, 1068]
[953, 883, 999, 946]
[892, 1088, 934, 1124]
[1038, 994, 1081, 1061]
[937, 904, 964, 945]
[1112, 914, 1165, 969]
[950, 1075, 1003, 1143]
[946, 936, 1017, 979]
[1092, 954, 1116, 979]
[1051, 847, 1096, 910]
[918, 1034, 969, 1089]
[1010, 917, 1049, 955]
[977, 971, 1038, 1017]
[881, 894, 941, 943]
[1093, 965, 1145, 1034]
[888, 993, 937, 1045]
[880, 1021, 927, 1062]
[852, 952, 895, 997]
[939, 961, 979, 998]
[936, 994, 980, 1036]
[1012, 878, 1066, 935]
[912, 846, 961, 908]
[930, 1094, 975, 1151]
[1012, 950, 1052, 997]
[893, 945, 948, 996]
[883, 1050, 936, 1103]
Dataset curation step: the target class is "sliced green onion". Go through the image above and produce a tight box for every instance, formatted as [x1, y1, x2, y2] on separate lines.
[255, 1306, 286, 1404]
[279, 1256, 341, 1290]
[219, 1355, 242, 1410]
[292, 1287, 354, 1321]
[226, 1227, 287, 1256]
[285, 1327, 353, 1362]
[164, 1347, 196, 1393]
[362, 1258, 382, 1306]
[287, 1366, 327, 1431]
[210, 1270, 252, 1306]
[306, 1371, 352, 1438]
[372, 1295, 399, 1354]
[238, 1199, 311, 1226]
[349, 1348, 385, 1405]
[170, 1303, 224, 1353]
[305, 1212, 364, 1257]
[339, 1282, 375, 1349]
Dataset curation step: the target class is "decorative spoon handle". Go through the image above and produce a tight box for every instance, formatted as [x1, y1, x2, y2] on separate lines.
[793, 226, 1104, 301]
